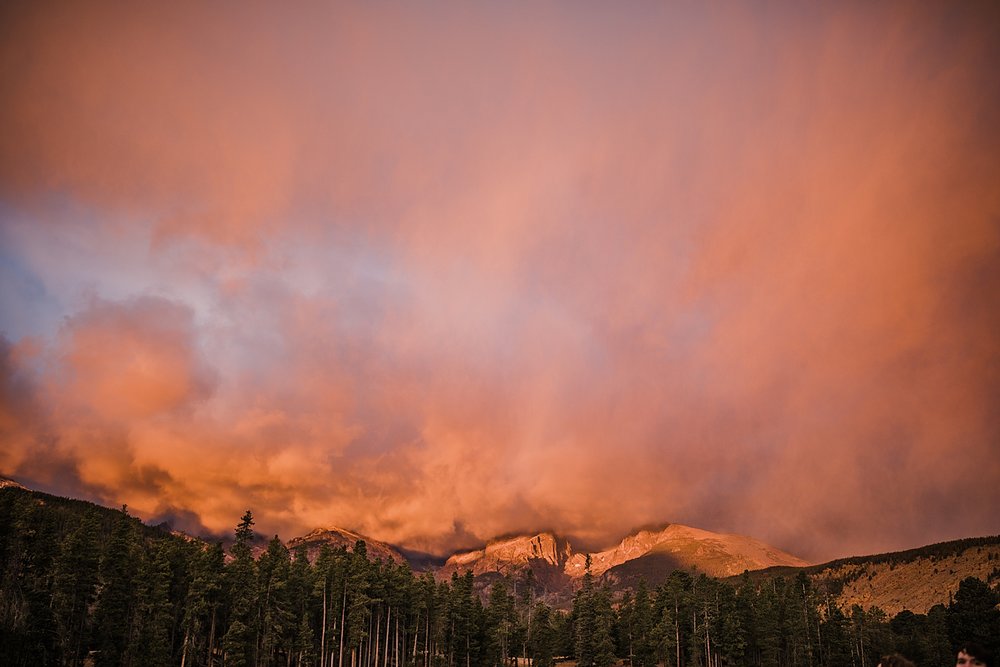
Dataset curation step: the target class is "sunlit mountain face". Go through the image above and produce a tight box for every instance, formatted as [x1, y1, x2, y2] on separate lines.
[1, 1, 999, 566]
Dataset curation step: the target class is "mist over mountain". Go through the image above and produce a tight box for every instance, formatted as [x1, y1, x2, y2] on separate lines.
[4, 478, 999, 667]
[2, 0, 999, 569]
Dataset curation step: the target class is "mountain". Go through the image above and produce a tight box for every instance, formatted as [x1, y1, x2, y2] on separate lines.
[0, 476, 27, 490]
[427, 523, 810, 608]
[431, 525, 1000, 616]
[430, 523, 1000, 616]
[5, 475, 997, 666]
[286, 526, 407, 565]
[5, 476, 996, 618]
[437, 524, 807, 586]
[439, 532, 573, 577]
[594, 524, 810, 584]
[437, 532, 576, 602]
[741, 535, 1000, 616]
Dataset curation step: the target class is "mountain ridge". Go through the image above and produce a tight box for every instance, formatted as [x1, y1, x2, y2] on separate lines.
[285, 526, 408, 565]
[4, 475, 996, 616]
[733, 534, 1000, 615]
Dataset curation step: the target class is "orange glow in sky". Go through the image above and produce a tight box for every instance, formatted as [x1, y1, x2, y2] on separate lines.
[1, 2, 998, 561]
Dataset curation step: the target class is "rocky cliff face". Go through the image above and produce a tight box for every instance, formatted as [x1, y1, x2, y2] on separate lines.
[437, 523, 809, 583]
[565, 526, 677, 577]
[439, 532, 573, 577]
[280, 521, 811, 606]
[599, 524, 810, 585]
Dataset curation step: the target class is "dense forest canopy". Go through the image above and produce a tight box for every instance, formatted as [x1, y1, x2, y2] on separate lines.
[1, 487, 998, 667]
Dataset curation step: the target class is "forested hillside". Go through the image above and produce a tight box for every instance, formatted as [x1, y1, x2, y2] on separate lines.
[2, 485, 998, 667]
[742, 537, 1000, 616]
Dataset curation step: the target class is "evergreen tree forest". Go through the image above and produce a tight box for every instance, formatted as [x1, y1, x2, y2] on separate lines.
[2, 487, 998, 667]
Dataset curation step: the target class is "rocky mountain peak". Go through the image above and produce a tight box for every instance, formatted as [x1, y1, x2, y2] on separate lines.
[283, 520, 810, 594]
[563, 524, 810, 579]
[598, 523, 811, 583]
[0, 476, 27, 491]
[286, 525, 407, 564]
[440, 532, 573, 577]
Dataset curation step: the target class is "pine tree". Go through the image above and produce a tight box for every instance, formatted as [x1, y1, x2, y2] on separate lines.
[780, 572, 815, 667]
[312, 544, 347, 667]
[257, 535, 293, 666]
[0, 490, 62, 665]
[293, 613, 315, 667]
[447, 571, 482, 667]
[711, 580, 747, 666]
[651, 594, 678, 667]
[755, 578, 782, 667]
[573, 557, 597, 666]
[130, 540, 175, 667]
[413, 572, 438, 667]
[924, 604, 953, 667]
[287, 545, 315, 667]
[344, 540, 373, 667]
[948, 576, 1000, 658]
[817, 600, 852, 667]
[655, 570, 694, 667]
[590, 585, 616, 667]
[528, 602, 557, 667]
[180, 542, 225, 667]
[93, 506, 139, 667]
[571, 555, 615, 667]
[50, 511, 101, 667]
[518, 566, 536, 664]
[487, 577, 515, 665]
[630, 579, 656, 667]
[222, 510, 258, 667]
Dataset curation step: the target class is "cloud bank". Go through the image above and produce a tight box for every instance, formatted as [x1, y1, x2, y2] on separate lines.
[1, 1, 998, 560]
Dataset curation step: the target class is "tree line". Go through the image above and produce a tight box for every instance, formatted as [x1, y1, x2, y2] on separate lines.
[1, 488, 998, 666]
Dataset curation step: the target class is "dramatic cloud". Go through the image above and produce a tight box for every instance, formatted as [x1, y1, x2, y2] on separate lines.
[1, 1, 998, 560]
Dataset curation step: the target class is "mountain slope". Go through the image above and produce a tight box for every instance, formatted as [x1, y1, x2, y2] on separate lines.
[567, 524, 808, 581]
[0, 476, 27, 490]
[809, 538, 1000, 616]
[437, 523, 808, 588]
[736, 535, 1000, 616]
[286, 526, 407, 564]
[7, 476, 996, 617]
[439, 532, 572, 577]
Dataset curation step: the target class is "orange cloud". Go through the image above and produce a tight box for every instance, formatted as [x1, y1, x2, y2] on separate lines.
[0, 1, 998, 560]
[56, 297, 215, 420]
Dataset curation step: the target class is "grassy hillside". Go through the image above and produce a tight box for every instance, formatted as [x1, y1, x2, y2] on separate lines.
[738, 536, 1000, 615]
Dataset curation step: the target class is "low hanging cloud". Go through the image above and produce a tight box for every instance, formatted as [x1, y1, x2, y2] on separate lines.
[0, 1, 998, 560]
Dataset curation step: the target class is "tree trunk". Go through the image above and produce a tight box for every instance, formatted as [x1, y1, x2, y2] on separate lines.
[428, 611, 433, 667]
[208, 607, 217, 667]
[704, 607, 711, 667]
[181, 626, 191, 667]
[412, 610, 420, 666]
[675, 600, 680, 667]
[338, 580, 348, 667]
[322, 579, 328, 667]
[383, 606, 391, 667]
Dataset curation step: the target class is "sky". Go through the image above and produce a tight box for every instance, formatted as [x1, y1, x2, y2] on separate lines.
[1, 1, 998, 563]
